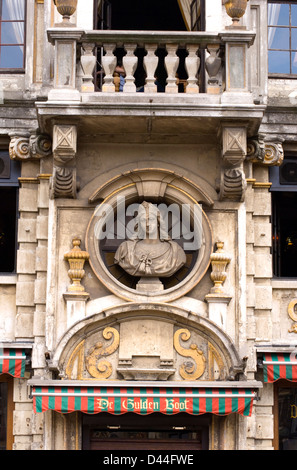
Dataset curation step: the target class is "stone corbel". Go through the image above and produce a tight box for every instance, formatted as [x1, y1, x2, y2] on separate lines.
[9, 130, 52, 161]
[218, 124, 247, 201]
[247, 134, 284, 167]
[50, 124, 78, 199]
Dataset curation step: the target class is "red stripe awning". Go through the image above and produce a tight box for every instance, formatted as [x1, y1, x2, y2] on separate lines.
[30, 381, 261, 417]
[0, 348, 26, 378]
[263, 352, 297, 383]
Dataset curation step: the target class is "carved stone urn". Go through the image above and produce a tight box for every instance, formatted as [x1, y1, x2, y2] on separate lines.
[223, 0, 249, 26]
[64, 238, 90, 292]
[53, 0, 78, 25]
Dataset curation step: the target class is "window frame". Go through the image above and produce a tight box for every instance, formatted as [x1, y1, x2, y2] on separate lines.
[0, 0, 27, 73]
[270, 153, 297, 278]
[268, 0, 297, 78]
[0, 151, 20, 274]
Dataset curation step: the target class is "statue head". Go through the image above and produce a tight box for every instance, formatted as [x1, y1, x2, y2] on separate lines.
[133, 201, 170, 241]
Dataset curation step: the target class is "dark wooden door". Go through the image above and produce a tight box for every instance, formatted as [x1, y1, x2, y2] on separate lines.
[83, 412, 209, 450]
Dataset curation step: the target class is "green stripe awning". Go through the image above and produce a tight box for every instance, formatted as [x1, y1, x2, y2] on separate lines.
[263, 352, 297, 383]
[0, 348, 26, 378]
[30, 381, 260, 417]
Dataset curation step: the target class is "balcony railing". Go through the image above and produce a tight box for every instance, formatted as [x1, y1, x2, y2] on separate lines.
[47, 28, 256, 100]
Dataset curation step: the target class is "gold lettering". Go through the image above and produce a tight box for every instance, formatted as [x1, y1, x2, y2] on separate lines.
[165, 398, 189, 411]
[96, 398, 110, 409]
[291, 404, 297, 419]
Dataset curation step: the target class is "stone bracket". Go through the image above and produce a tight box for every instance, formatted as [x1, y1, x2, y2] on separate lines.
[9, 130, 52, 161]
[247, 134, 284, 167]
[218, 124, 247, 201]
[50, 124, 78, 199]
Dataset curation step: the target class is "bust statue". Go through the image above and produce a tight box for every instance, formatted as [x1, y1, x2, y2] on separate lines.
[114, 201, 186, 278]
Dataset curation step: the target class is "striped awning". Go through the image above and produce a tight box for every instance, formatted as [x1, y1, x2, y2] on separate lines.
[0, 348, 26, 378]
[263, 352, 297, 383]
[31, 383, 258, 417]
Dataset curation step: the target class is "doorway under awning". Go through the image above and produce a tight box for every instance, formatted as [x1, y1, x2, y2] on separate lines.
[29, 380, 262, 417]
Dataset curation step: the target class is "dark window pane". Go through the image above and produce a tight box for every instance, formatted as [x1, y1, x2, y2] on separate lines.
[278, 387, 297, 450]
[1, 22, 24, 45]
[0, 45, 24, 68]
[1, 0, 25, 20]
[0, 187, 17, 273]
[268, 50, 290, 73]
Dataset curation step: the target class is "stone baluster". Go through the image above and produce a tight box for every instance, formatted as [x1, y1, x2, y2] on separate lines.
[205, 44, 222, 94]
[185, 44, 200, 94]
[144, 43, 158, 93]
[122, 44, 138, 92]
[164, 44, 179, 93]
[101, 43, 117, 92]
[80, 42, 96, 93]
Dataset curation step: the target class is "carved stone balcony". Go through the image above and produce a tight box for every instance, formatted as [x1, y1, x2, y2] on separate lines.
[36, 27, 265, 141]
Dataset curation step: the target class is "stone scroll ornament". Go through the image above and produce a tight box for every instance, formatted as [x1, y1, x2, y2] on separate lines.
[114, 201, 186, 278]
[247, 135, 284, 167]
[174, 329, 206, 380]
[9, 131, 52, 161]
[288, 299, 297, 334]
[85, 327, 120, 379]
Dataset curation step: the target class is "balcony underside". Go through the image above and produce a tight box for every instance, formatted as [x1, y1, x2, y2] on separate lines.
[36, 94, 265, 144]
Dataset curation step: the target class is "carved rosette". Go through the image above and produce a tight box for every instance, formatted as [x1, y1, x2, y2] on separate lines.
[174, 329, 206, 380]
[209, 242, 231, 294]
[9, 131, 52, 161]
[64, 238, 90, 293]
[247, 135, 284, 166]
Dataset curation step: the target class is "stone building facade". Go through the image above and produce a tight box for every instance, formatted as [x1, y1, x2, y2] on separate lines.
[0, 0, 297, 451]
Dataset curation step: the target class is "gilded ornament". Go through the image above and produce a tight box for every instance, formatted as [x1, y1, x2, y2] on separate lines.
[86, 327, 120, 379]
[65, 340, 85, 379]
[64, 238, 90, 292]
[288, 299, 297, 334]
[174, 329, 206, 381]
[209, 242, 231, 293]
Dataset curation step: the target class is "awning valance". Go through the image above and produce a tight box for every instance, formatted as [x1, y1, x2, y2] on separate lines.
[263, 352, 297, 383]
[0, 348, 26, 378]
[31, 381, 260, 417]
